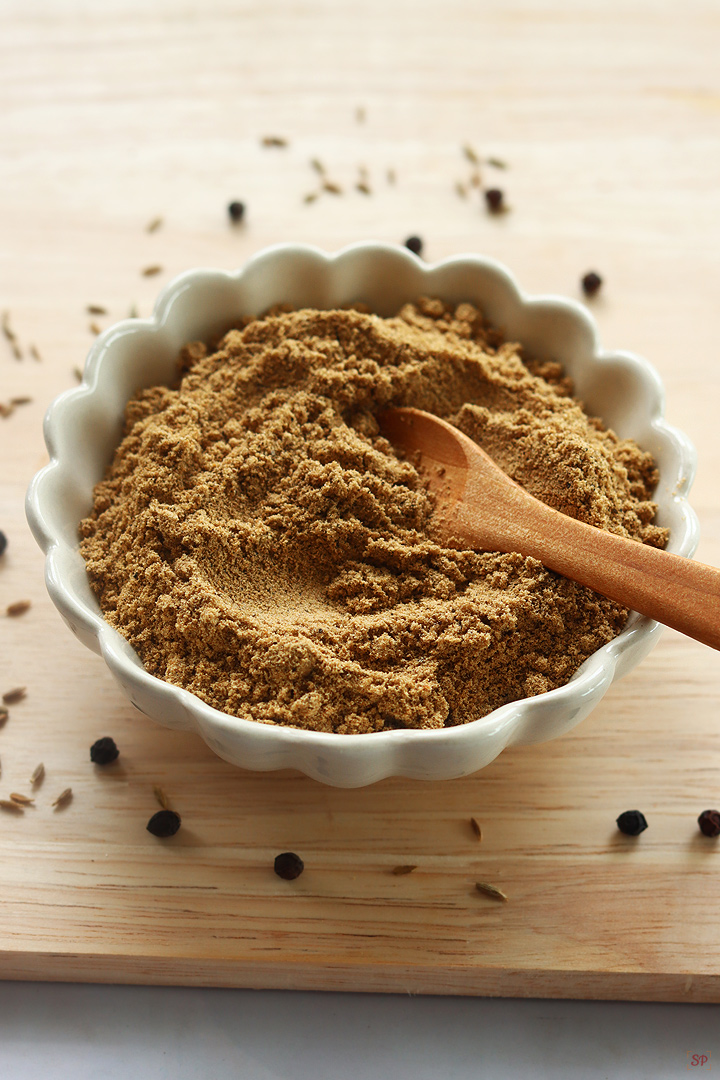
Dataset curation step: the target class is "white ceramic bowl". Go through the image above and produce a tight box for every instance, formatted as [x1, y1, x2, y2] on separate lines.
[26, 243, 698, 787]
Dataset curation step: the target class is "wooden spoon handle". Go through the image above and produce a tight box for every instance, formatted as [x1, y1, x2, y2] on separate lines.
[463, 491, 720, 650]
[532, 514, 720, 649]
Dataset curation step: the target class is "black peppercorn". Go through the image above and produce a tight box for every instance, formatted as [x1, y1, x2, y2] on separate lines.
[484, 188, 504, 213]
[274, 851, 304, 880]
[228, 201, 246, 224]
[581, 271, 603, 297]
[616, 809, 648, 836]
[698, 809, 720, 838]
[147, 809, 182, 838]
[0, 530, 7, 557]
[404, 236, 423, 257]
[90, 736, 119, 765]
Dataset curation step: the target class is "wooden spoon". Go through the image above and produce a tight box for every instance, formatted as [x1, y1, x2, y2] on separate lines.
[379, 406, 720, 651]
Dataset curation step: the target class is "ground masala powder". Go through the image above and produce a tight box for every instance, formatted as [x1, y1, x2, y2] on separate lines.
[79, 299, 667, 734]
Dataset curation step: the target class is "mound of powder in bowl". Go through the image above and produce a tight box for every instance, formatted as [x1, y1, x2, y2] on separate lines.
[79, 298, 667, 734]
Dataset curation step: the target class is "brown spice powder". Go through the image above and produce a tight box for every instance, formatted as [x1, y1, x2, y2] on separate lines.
[79, 299, 666, 735]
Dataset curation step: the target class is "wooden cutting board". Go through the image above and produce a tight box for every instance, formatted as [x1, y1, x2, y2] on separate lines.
[2, 0, 720, 1003]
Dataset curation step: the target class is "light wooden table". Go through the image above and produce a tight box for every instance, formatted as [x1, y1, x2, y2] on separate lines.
[1, 0, 719, 1003]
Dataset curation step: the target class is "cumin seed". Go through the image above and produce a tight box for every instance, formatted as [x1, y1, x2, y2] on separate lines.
[6, 600, 31, 617]
[153, 784, 170, 810]
[145, 216, 163, 233]
[10, 396, 31, 407]
[310, 158, 326, 176]
[89, 322, 102, 335]
[0, 706, 8, 727]
[29, 344, 41, 361]
[303, 192, 319, 204]
[30, 763, 45, 786]
[2, 687, 26, 705]
[0, 799, 23, 813]
[487, 156, 508, 169]
[53, 787, 73, 809]
[462, 143, 480, 165]
[391, 865, 417, 876]
[322, 180, 343, 195]
[475, 881, 508, 902]
[261, 135, 288, 148]
[10, 792, 34, 806]
[356, 182, 372, 195]
[1, 311, 16, 341]
[86, 305, 107, 316]
[470, 817, 483, 841]
[141, 265, 163, 277]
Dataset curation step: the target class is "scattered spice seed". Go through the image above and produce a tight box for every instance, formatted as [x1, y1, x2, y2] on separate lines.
[0, 529, 7, 556]
[147, 809, 181, 837]
[469, 169, 482, 189]
[387, 168, 396, 185]
[487, 156, 508, 170]
[484, 188, 505, 214]
[303, 192, 319, 204]
[355, 105, 366, 123]
[128, 304, 139, 319]
[73, 366, 83, 382]
[10, 396, 32, 407]
[2, 687, 26, 705]
[145, 216, 163, 234]
[53, 787, 73, 809]
[581, 271, 603, 298]
[141, 265, 163, 277]
[29, 344, 41, 361]
[455, 181, 468, 199]
[261, 135, 288, 148]
[86, 305, 107, 316]
[153, 784, 170, 810]
[470, 817, 483, 841]
[89, 322, 102, 335]
[356, 181, 372, 195]
[10, 792, 34, 806]
[404, 235, 423, 257]
[698, 809, 720, 838]
[0, 799, 23, 813]
[616, 809, 648, 836]
[30, 763, 45, 786]
[0, 706, 8, 727]
[90, 736, 119, 765]
[322, 180, 343, 195]
[227, 201, 245, 223]
[391, 865, 417, 876]
[475, 881, 508, 902]
[462, 143, 480, 165]
[1, 311, 16, 341]
[11, 342, 22, 360]
[309, 158, 326, 176]
[6, 600, 31, 617]
[0, 401, 14, 418]
[274, 852, 304, 880]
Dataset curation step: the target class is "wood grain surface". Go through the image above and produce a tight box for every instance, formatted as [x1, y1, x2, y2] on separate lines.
[1, 0, 720, 1001]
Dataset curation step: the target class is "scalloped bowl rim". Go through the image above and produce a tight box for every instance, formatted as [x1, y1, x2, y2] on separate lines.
[26, 242, 699, 786]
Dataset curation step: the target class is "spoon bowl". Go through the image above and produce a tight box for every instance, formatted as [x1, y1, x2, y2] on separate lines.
[380, 407, 720, 652]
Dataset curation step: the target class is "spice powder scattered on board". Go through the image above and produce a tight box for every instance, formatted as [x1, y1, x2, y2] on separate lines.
[79, 299, 667, 734]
